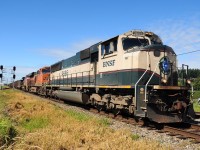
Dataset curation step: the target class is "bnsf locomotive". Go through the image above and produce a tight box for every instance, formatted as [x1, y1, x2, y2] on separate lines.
[13, 30, 195, 123]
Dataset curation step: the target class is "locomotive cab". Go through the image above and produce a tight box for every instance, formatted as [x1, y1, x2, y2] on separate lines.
[35, 67, 50, 86]
[98, 30, 195, 123]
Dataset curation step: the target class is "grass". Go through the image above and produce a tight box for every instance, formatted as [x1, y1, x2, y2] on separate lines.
[0, 90, 18, 146]
[192, 90, 200, 99]
[0, 118, 17, 145]
[21, 117, 49, 132]
[131, 134, 140, 140]
[0, 118, 12, 136]
[193, 100, 200, 112]
[0, 99, 6, 113]
[97, 118, 111, 126]
[0, 89, 171, 150]
[65, 110, 111, 126]
[65, 109, 90, 122]
[192, 91, 200, 112]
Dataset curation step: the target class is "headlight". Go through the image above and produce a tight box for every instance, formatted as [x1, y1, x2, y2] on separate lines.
[186, 79, 191, 84]
[162, 58, 169, 72]
[161, 78, 167, 84]
[159, 57, 170, 75]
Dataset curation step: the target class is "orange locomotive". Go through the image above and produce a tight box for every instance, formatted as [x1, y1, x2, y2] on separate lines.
[22, 72, 36, 91]
[29, 66, 50, 94]
[35, 66, 50, 86]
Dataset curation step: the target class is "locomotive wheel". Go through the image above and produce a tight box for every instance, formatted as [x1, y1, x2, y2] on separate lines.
[113, 108, 120, 116]
[96, 104, 103, 112]
[154, 123, 164, 130]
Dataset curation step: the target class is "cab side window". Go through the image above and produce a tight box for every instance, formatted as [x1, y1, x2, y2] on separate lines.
[101, 38, 118, 56]
[105, 43, 110, 54]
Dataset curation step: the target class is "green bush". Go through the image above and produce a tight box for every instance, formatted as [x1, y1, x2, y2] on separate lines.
[193, 91, 200, 99]
[0, 118, 17, 146]
[193, 100, 200, 112]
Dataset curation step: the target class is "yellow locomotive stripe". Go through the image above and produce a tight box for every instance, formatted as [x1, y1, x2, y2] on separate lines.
[97, 85, 132, 88]
[46, 85, 132, 89]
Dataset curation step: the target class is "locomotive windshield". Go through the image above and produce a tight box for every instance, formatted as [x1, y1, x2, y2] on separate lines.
[150, 39, 162, 45]
[122, 38, 149, 50]
[42, 68, 50, 74]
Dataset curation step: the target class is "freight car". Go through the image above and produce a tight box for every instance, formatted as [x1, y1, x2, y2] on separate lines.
[24, 30, 195, 123]
[9, 79, 23, 89]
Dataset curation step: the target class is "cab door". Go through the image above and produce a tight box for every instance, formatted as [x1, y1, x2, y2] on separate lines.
[90, 51, 98, 86]
[98, 37, 119, 85]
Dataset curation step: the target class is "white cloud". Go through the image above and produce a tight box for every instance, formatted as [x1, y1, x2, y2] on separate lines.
[16, 66, 38, 80]
[70, 39, 101, 51]
[39, 49, 75, 60]
[38, 39, 100, 60]
[148, 15, 200, 68]
[16, 66, 38, 75]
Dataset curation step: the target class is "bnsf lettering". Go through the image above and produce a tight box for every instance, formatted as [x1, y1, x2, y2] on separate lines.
[62, 70, 68, 76]
[103, 60, 115, 67]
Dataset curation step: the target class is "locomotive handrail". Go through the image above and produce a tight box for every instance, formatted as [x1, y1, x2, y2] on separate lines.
[144, 61, 160, 101]
[134, 69, 148, 108]
[135, 51, 150, 110]
[52, 70, 92, 87]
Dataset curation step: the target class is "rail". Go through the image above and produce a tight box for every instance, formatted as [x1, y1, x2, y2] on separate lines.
[163, 124, 200, 143]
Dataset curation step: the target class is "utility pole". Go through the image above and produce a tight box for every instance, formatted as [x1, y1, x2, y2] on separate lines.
[0, 66, 17, 90]
[0, 65, 3, 90]
[12, 66, 16, 89]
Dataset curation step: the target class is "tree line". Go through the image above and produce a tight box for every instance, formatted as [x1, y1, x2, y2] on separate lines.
[187, 69, 200, 90]
[176, 68, 200, 90]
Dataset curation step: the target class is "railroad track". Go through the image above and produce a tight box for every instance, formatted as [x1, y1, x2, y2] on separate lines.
[94, 109, 200, 143]
[89, 108, 144, 126]
[90, 108, 200, 143]
[163, 123, 200, 143]
[89, 107, 200, 143]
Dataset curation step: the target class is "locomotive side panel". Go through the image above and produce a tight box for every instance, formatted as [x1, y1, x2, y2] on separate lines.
[50, 54, 97, 87]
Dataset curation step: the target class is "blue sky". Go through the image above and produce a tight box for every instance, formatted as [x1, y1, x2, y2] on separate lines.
[0, 0, 200, 82]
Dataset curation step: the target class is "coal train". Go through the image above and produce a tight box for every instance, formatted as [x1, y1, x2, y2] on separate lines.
[11, 30, 195, 123]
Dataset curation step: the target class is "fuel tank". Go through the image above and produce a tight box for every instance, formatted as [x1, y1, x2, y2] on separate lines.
[59, 87, 74, 91]
[54, 90, 89, 104]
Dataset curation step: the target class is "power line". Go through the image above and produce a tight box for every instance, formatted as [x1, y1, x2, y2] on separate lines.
[177, 50, 200, 56]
